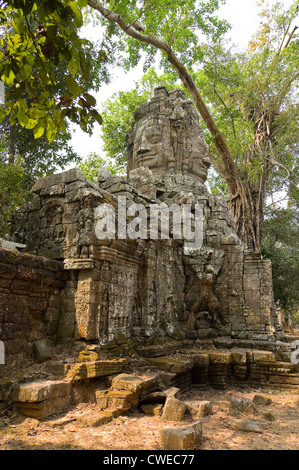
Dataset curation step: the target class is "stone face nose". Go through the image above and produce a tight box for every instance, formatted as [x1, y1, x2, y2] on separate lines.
[203, 156, 212, 169]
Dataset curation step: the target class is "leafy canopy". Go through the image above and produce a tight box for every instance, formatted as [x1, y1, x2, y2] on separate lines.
[0, 0, 107, 141]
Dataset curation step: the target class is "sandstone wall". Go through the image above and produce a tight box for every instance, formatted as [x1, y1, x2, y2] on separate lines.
[0, 247, 67, 364]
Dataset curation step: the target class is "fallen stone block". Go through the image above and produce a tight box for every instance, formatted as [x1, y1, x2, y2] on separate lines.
[164, 387, 181, 399]
[229, 397, 256, 416]
[263, 411, 275, 421]
[252, 394, 273, 406]
[13, 380, 72, 403]
[160, 421, 202, 450]
[13, 379, 72, 420]
[160, 427, 195, 450]
[141, 387, 181, 406]
[15, 395, 71, 420]
[95, 389, 136, 413]
[33, 339, 52, 363]
[185, 400, 213, 418]
[45, 362, 72, 379]
[111, 374, 145, 394]
[162, 396, 187, 422]
[141, 403, 163, 416]
[231, 418, 262, 433]
[141, 391, 167, 405]
[67, 359, 127, 381]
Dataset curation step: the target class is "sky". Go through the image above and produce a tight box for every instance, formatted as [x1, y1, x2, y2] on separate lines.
[69, 0, 293, 162]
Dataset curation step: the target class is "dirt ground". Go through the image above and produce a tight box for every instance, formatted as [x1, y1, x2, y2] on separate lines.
[0, 385, 298, 451]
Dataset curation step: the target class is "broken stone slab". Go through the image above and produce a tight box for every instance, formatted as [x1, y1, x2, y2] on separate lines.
[44, 362, 73, 379]
[252, 395, 273, 406]
[231, 418, 262, 433]
[160, 421, 202, 450]
[33, 339, 52, 363]
[77, 410, 114, 427]
[162, 396, 187, 422]
[185, 400, 213, 418]
[0, 238, 26, 251]
[44, 416, 77, 428]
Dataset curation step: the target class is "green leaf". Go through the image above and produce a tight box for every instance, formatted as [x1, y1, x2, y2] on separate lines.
[46, 119, 57, 142]
[24, 118, 38, 129]
[65, 75, 82, 97]
[47, 24, 58, 41]
[6, 69, 16, 86]
[89, 108, 103, 125]
[33, 120, 46, 139]
[68, 56, 79, 76]
[83, 92, 97, 107]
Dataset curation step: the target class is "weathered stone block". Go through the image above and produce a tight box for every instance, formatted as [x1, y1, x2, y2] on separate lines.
[185, 400, 212, 418]
[111, 374, 145, 394]
[160, 421, 202, 450]
[253, 350, 276, 363]
[33, 339, 52, 363]
[252, 395, 272, 406]
[162, 396, 186, 421]
[160, 427, 195, 450]
[141, 403, 163, 416]
[13, 380, 72, 402]
[229, 397, 255, 416]
[231, 418, 262, 433]
[15, 395, 71, 420]
[67, 359, 127, 381]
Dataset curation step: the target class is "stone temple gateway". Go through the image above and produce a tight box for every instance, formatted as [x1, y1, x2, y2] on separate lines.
[13, 86, 284, 345]
[1, 88, 298, 425]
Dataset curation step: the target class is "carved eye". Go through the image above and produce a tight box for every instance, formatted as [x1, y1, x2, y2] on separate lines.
[146, 131, 161, 144]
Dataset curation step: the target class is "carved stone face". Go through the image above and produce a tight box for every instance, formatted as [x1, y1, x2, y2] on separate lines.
[126, 87, 211, 183]
[132, 118, 166, 170]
